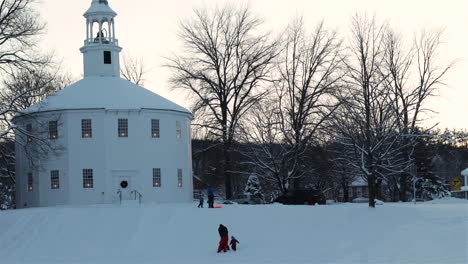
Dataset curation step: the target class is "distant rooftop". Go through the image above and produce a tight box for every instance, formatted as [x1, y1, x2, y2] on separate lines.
[462, 168, 468, 176]
[351, 178, 367, 187]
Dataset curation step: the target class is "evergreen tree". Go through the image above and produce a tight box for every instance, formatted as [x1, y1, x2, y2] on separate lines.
[244, 174, 264, 202]
[413, 132, 450, 200]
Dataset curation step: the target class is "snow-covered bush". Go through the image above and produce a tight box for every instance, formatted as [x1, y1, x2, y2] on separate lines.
[416, 178, 450, 200]
[375, 199, 384, 205]
[244, 174, 264, 202]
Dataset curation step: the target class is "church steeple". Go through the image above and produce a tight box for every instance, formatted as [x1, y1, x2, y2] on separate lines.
[80, 0, 122, 77]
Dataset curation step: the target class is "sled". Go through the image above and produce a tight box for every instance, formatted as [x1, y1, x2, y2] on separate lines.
[213, 206, 223, 208]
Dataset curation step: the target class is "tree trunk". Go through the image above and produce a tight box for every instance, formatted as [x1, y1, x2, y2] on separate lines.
[392, 178, 399, 202]
[223, 147, 233, 199]
[368, 173, 376, 208]
[375, 177, 383, 200]
[399, 172, 408, 202]
[367, 155, 376, 208]
[399, 142, 410, 201]
[342, 176, 349, 202]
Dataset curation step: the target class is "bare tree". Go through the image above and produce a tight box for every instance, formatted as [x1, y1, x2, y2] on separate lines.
[166, 4, 279, 198]
[1, 66, 71, 111]
[383, 28, 453, 201]
[0, 0, 47, 73]
[0, 0, 51, 209]
[327, 140, 363, 202]
[121, 53, 147, 86]
[332, 13, 405, 208]
[0, 0, 55, 147]
[275, 18, 343, 189]
[0, 64, 70, 181]
[240, 18, 343, 194]
[0, 67, 69, 210]
[0, 62, 70, 210]
[0, 65, 71, 140]
[240, 96, 289, 193]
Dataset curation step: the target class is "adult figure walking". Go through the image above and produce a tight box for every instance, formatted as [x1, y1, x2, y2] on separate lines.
[217, 224, 229, 253]
[207, 186, 214, 208]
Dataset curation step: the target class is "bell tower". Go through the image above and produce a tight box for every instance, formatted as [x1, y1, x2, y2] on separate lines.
[80, 0, 122, 77]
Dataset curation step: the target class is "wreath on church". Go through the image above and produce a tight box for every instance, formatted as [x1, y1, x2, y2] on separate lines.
[120, 181, 128, 188]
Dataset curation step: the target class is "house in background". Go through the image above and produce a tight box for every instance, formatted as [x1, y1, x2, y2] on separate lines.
[337, 178, 368, 202]
[452, 168, 468, 200]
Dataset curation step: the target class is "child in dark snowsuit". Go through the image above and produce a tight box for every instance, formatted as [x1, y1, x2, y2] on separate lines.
[230, 236, 239, 251]
[217, 224, 229, 253]
[198, 194, 204, 208]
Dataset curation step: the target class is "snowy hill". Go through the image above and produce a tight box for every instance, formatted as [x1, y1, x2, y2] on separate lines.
[0, 200, 467, 264]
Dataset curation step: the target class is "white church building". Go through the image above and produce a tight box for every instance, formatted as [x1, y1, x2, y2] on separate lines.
[14, 0, 193, 208]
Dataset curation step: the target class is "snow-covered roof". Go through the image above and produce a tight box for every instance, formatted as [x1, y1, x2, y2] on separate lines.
[21, 77, 192, 117]
[351, 177, 367, 187]
[461, 168, 468, 176]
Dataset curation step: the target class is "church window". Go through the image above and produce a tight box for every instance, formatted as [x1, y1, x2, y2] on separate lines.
[176, 121, 181, 140]
[26, 124, 32, 143]
[81, 119, 92, 138]
[27, 173, 33, 191]
[177, 169, 183, 188]
[153, 168, 161, 187]
[83, 169, 93, 188]
[51, 170, 60, 189]
[104, 51, 112, 64]
[151, 119, 160, 138]
[49, 121, 58, 139]
[118, 119, 128, 137]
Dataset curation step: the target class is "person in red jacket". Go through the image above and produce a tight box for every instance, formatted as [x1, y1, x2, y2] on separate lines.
[217, 224, 229, 253]
[230, 236, 239, 251]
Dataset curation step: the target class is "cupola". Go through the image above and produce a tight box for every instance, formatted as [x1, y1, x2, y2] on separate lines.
[80, 0, 122, 77]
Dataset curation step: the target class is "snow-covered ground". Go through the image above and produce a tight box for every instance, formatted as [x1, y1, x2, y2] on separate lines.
[0, 198, 467, 264]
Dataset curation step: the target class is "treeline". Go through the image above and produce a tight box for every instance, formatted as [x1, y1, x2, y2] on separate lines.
[168, 4, 459, 207]
[192, 129, 468, 203]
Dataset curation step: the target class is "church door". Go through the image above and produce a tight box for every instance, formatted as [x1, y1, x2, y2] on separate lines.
[116, 177, 132, 201]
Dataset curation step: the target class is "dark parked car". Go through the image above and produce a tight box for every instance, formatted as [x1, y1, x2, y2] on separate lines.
[275, 189, 326, 205]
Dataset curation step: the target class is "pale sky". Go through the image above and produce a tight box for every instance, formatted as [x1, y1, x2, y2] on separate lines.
[36, 0, 467, 130]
